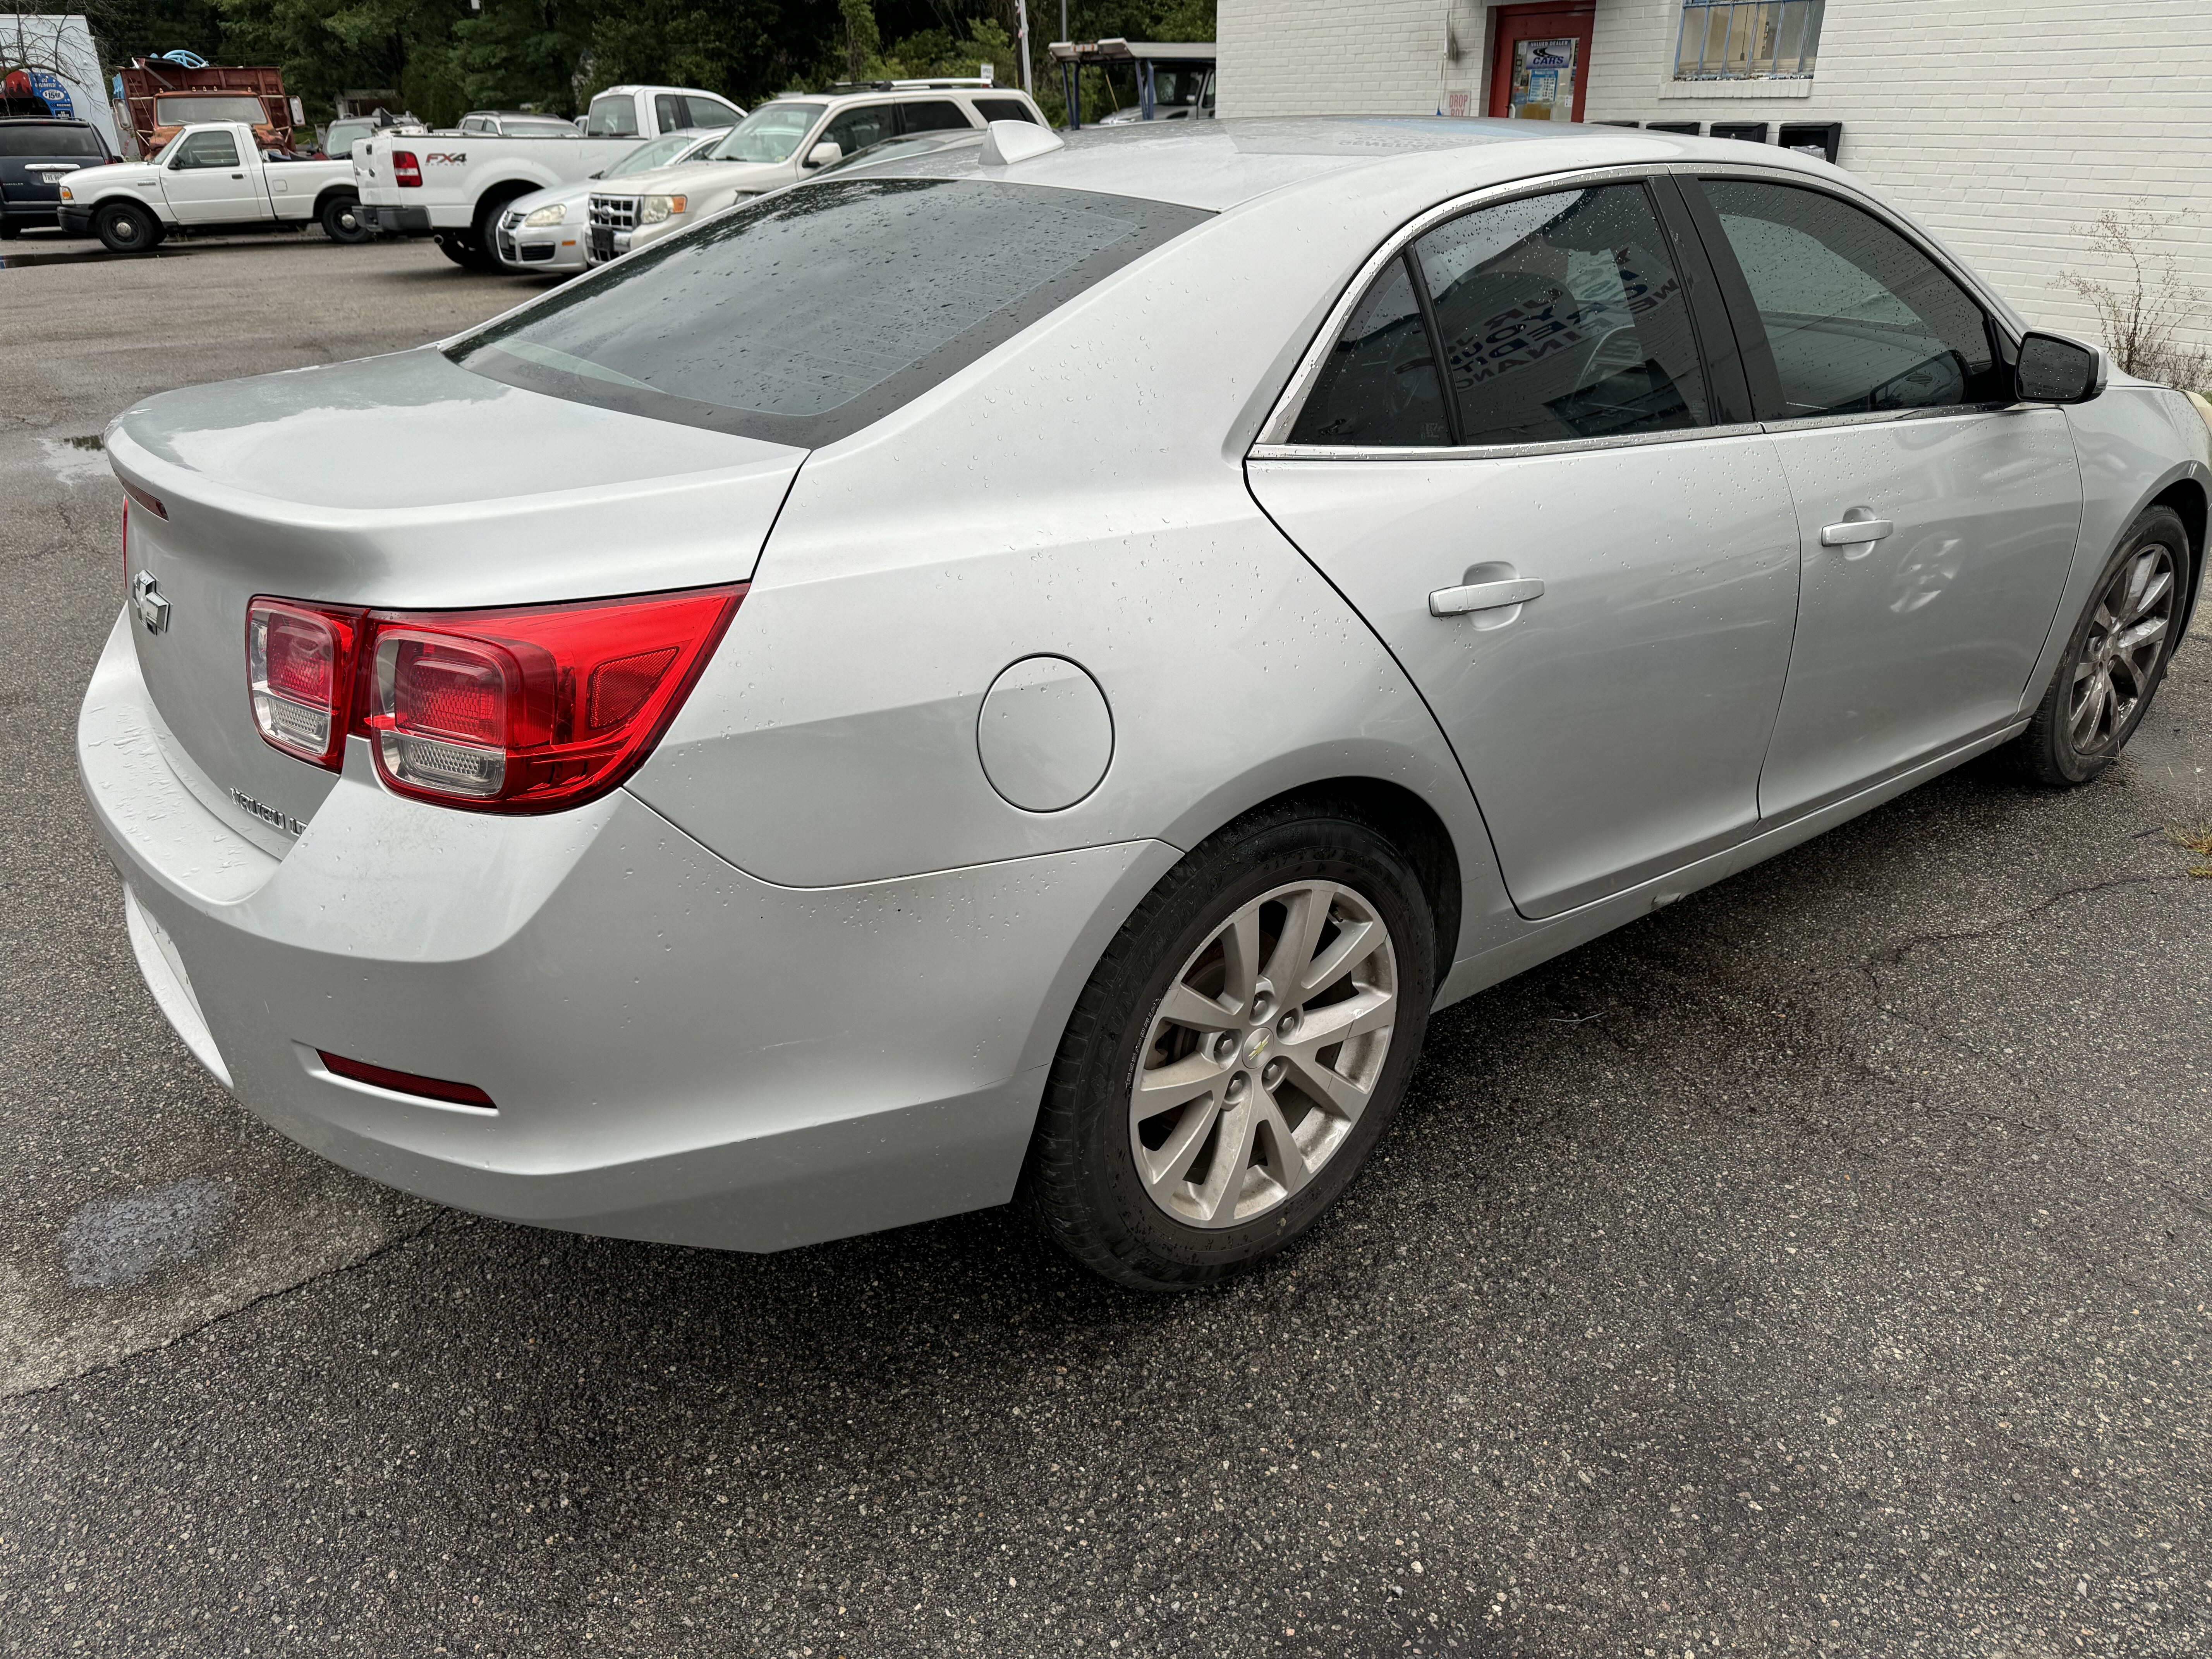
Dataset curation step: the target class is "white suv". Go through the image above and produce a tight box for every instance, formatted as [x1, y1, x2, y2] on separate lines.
[586, 80, 1048, 263]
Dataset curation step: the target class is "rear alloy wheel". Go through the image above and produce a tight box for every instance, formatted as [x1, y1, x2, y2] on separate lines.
[2016, 505, 2190, 785]
[319, 194, 370, 244]
[1027, 803, 1435, 1290]
[94, 201, 158, 256]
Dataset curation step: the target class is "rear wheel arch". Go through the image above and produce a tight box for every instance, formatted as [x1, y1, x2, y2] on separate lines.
[1180, 776, 1463, 986]
[471, 179, 543, 235]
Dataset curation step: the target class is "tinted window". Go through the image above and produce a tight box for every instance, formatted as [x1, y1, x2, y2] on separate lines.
[654, 95, 685, 134]
[1289, 257, 1450, 446]
[450, 177, 1209, 447]
[686, 96, 739, 129]
[0, 124, 105, 157]
[898, 99, 973, 134]
[1416, 183, 1709, 446]
[711, 102, 821, 162]
[819, 103, 895, 160]
[173, 129, 241, 169]
[586, 94, 639, 137]
[973, 98, 1037, 124]
[1702, 179, 2005, 416]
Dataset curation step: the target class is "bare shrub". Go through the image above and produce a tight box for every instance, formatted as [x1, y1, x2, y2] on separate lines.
[2055, 209, 2212, 392]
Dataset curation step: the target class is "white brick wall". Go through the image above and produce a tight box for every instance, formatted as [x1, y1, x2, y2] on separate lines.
[1220, 0, 2212, 362]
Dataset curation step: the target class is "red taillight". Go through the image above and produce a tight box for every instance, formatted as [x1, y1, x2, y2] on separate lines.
[244, 586, 742, 811]
[120, 478, 167, 519]
[392, 149, 422, 187]
[247, 598, 362, 770]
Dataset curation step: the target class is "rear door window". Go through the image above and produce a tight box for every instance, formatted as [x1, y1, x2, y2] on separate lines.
[1415, 183, 1709, 446]
[450, 177, 1209, 447]
[972, 98, 1037, 124]
[685, 96, 740, 129]
[897, 100, 973, 134]
[1697, 179, 2006, 417]
[654, 95, 686, 134]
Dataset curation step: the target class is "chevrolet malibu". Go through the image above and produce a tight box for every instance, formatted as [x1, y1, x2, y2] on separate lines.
[81, 119, 2210, 1290]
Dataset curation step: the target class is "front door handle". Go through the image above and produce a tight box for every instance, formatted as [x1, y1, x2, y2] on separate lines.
[1820, 517, 1894, 547]
[1429, 577, 1544, 617]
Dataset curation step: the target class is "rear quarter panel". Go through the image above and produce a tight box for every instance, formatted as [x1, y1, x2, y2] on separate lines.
[627, 160, 1535, 975]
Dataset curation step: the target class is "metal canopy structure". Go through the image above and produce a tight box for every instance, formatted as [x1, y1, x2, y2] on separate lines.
[1047, 38, 1217, 129]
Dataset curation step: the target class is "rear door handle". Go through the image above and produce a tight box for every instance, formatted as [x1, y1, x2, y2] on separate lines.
[1820, 517, 1894, 546]
[1429, 577, 1544, 617]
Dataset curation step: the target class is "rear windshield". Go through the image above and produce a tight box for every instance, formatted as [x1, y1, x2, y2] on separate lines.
[449, 176, 1208, 447]
[0, 124, 105, 157]
[586, 93, 639, 137]
[156, 94, 265, 126]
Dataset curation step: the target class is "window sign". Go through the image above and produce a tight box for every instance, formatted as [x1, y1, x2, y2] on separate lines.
[1674, 0, 1824, 81]
[1510, 37, 1578, 121]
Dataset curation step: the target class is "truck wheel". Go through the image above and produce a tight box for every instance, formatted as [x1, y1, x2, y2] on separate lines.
[94, 202, 159, 256]
[435, 232, 476, 266]
[319, 194, 370, 244]
[0, 221, 19, 240]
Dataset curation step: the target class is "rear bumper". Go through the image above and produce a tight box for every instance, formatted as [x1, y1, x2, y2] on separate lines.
[359, 203, 433, 236]
[77, 609, 1166, 1252]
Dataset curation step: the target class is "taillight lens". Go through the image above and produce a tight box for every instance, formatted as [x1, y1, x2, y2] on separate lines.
[392, 149, 422, 187]
[248, 598, 362, 769]
[244, 586, 742, 811]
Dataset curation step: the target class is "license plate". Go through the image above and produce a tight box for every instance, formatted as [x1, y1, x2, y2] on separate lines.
[591, 227, 614, 262]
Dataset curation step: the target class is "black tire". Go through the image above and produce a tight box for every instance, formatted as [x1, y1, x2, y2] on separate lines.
[94, 201, 158, 256]
[435, 231, 476, 266]
[2014, 505, 2193, 786]
[0, 220, 20, 240]
[318, 193, 370, 244]
[1025, 800, 1437, 1292]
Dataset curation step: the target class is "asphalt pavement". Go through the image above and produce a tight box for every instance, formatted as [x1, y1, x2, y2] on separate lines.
[3, 232, 2210, 1659]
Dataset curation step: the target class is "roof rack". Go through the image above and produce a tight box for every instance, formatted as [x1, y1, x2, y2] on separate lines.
[827, 77, 998, 92]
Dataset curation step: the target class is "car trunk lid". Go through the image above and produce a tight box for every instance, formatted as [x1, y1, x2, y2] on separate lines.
[106, 346, 804, 842]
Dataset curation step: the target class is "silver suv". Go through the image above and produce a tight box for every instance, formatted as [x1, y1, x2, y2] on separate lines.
[586, 79, 1047, 263]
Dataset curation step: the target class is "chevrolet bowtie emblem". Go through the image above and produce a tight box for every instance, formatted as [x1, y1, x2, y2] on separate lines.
[131, 570, 170, 635]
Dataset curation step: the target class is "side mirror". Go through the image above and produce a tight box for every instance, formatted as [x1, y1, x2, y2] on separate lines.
[804, 141, 842, 169]
[588, 169, 603, 179]
[2015, 331, 2106, 404]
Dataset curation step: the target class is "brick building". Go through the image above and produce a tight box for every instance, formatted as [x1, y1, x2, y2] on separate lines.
[1217, 0, 2212, 364]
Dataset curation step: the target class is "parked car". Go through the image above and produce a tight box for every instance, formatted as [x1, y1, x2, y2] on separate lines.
[0, 116, 114, 237]
[458, 110, 586, 139]
[494, 128, 724, 274]
[321, 112, 424, 163]
[57, 120, 365, 251]
[585, 81, 1044, 263]
[82, 120, 2210, 1291]
[353, 83, 742, 270]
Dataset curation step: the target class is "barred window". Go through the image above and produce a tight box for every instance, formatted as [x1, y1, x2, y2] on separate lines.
[1674, 0, 1824, 81]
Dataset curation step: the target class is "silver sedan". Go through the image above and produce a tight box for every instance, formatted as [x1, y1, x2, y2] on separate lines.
[81, 119, 2211, 1289]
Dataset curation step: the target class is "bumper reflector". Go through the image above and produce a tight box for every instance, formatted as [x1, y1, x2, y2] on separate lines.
[317, 1050, 496, 1110]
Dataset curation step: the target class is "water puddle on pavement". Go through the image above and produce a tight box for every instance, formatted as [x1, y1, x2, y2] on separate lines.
[60, 1176, 237, 1289]
[41, 433, 108, 484]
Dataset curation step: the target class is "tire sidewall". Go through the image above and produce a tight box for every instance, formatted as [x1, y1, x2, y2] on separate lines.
[321, 195, 367, 243]
[1053, 813, 1435, 1284]
[2044, 507, 2191, 782]
[95, 203, 153, 255]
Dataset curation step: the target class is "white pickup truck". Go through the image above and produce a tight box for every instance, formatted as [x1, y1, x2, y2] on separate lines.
[55, 121, 366, 254]
[354, 82, 741, 270]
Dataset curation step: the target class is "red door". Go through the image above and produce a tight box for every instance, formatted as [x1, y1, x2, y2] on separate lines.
[1488, 3, 1597, 123]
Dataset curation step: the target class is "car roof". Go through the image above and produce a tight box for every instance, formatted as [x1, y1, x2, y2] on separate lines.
[846, 114, 1841, 213]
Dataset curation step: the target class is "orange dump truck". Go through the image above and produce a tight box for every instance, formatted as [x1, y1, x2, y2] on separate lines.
[118, 60, 294, 156]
